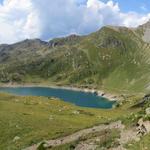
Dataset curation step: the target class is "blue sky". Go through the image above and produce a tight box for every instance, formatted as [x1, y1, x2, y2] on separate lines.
[0, 0, 150, 12]
[79, 0, 150, 13]
[1, 0, 149, 12]
[101, 0, 150, 13]
[0, 0, 150, 44]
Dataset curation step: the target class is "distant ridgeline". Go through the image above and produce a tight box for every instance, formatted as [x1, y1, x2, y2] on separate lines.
[1, 21, 150, 93]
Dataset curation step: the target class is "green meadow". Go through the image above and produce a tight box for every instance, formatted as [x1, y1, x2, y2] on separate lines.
[0, 92, 143, 150]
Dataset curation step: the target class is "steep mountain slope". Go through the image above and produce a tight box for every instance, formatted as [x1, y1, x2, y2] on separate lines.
[1, 21, 150, 93]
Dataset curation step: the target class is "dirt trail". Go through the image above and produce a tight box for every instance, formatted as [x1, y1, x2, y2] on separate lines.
[74, 127, 139, 150]
[24, 120, 143, 150]
[23, 121, 124, 150]
[111, 128, 139, 150]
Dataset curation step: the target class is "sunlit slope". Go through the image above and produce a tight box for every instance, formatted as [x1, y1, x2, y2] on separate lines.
[1, 22, 150, 93]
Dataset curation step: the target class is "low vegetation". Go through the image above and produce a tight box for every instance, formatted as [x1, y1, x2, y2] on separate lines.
[126, 133, 150, 150]
[0, 92, 143, 150]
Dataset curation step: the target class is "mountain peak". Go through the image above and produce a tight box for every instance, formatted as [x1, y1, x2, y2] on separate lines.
[139, 20, 150, 29]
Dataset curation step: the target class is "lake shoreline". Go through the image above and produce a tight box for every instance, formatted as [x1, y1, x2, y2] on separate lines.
[0, 83, 118, 102]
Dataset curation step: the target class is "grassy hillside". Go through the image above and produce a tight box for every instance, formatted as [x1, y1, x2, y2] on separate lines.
[0, 93, 143, 150]
[1, 22, 150, 93]
[126, 133, 150, 150]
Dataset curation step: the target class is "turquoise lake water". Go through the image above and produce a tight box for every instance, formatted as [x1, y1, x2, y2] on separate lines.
[0, 87, 115, 109]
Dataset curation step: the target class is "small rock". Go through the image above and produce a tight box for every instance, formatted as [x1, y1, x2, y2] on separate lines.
[101, 93, 105, 96]
[137, 118, 144, 126]
[132, 118, 135, 121]
[119, 102, 123, 106]
[134, 114, 138, 118]
[13, 136, 20, 142]
[95, 138, 100, 142]
[72, 110, 80, 115]
[43, 143, 49, 148]
[16, 125, 19, 128]
[145, 107, 150, 115]
[15, 99, 19, 102]
[135, 137, 140, 142]
[49, 115, 54, 120]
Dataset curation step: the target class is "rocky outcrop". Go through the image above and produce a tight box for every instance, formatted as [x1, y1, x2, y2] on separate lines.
[100, 36, 126, 51]
[48, 34, 81, 48]
[138, 20, 150, 43]
[137, 118, 150, 135]
[132, 94, 150, 108]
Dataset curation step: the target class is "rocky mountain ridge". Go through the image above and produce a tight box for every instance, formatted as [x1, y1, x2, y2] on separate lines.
[1, 21, 150, 93]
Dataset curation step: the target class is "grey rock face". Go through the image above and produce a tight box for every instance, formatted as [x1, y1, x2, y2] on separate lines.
[142, 28, 150, 43]
[138, 20, 150, 43]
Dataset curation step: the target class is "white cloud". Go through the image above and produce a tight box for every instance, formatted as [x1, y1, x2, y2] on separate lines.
[0, 0, 41, 44]
[0, 0, 150, 44]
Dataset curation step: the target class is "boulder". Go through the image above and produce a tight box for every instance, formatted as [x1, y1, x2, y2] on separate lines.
[137, 118, 150, 135]
[143, 121, 150, 133]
